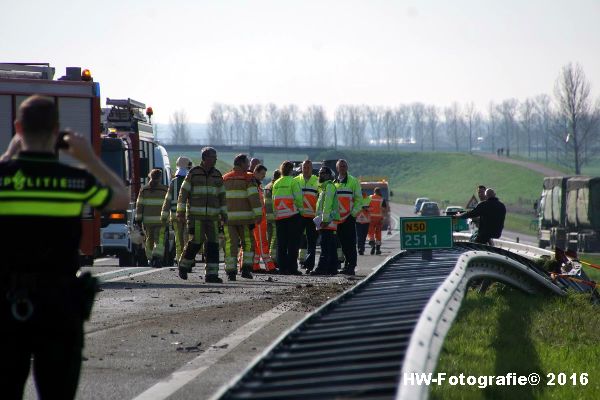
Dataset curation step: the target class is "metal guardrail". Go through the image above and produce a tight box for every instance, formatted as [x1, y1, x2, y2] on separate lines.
[213, 240, 588, 400]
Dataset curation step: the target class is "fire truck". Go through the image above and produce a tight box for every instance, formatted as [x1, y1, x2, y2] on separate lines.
[0, 63, 102, 266]
[99, 98, 174, 266]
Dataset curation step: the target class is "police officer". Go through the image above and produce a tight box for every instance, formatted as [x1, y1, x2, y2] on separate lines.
[294, 160, 319, 273]
[0, 95, 128, 399]
[136, 169, 169, 267]
[311, 167, 341, 275]
[334, 159, 363, 275]
[272, 161, 303, 275]
[162, 156, 192, 263]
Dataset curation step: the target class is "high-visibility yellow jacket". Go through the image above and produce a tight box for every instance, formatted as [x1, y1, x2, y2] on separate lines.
[272, 176, 303, 220]
[136, 182, 169, 225]
[316, 179, 340, 230]
[334, 174, 362, 222]
[177, 164, 226, 221]
[294, 174, 319, 218]
[222, 168, 262, 225]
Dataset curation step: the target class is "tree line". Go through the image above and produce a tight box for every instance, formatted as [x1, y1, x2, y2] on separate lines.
[170, 63, 600, 174]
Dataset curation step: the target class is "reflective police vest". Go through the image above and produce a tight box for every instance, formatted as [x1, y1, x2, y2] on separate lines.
[334, 174, 361, 222]
[293, 174, 319, 218]
[272, 176, 302, 220]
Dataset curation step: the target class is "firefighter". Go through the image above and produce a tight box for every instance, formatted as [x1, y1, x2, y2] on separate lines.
[161, 156, 191, 263]
[356, 190, 371, 255]
[334, 159, 363, 275]
[367, 187, 387, 255]
[294, 160, 319, 273]
[135, 169, 169, 267]
[272, 160, 303, 275]
[177, 147, 227, 283]
[251, 164, 277, 273]
[0, 95, 128, 399]
[223, 154, 263, 281]
[265, 169, 281, 264]
[311, 166, 341, 275]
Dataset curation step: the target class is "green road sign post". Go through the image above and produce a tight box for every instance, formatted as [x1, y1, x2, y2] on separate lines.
[399, 217, 454, 253]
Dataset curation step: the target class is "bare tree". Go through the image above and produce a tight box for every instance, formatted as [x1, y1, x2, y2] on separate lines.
[424, 105, 439, 151]
[554, 63, 600, 174]
[278, 105, 298, 147]
[394, 105, 411, 145]
[367, 106, 385, 146]
[519, 99, 536, 158]
[302, 105, 328, 147]
[411, 103, 426, 151]
[335, 105, 368, 148]
[498, 99, 518, 155]
[207, 103, 228, 145]
[487, 102, 498, 153]
[240, 104, 261, 146]
[464, 102, 477, 154]
[169, 109, 191, 144]
[382, 108, 396, 149]
[265, 104, 279, 146]
[444, 102, 462, 151]
[535, 94, 553, 161]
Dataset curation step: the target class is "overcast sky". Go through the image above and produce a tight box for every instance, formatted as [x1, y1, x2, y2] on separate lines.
[2, 0, 599, 123]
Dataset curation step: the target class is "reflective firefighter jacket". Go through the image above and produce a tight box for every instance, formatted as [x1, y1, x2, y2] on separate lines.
[334, 174, 362, 222]
[222, 168, 262, 225]
[316, 180, 340, 230]
[161, 174, 186, 221]
[293, 174, 319, 218]
[136, 182, 169, 225]
[272, 176, 303, 220]
[177, 164, 226, 221]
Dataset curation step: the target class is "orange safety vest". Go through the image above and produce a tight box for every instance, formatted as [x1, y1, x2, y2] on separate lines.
[369, 194, 384, 219]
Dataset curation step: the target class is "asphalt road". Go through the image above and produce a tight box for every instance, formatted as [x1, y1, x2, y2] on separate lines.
[24, 204, 532, 399]
[24, 215, 403, 400]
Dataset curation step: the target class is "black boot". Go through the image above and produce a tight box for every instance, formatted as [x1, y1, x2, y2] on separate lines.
[241, 265, 254, 279]
[370, 245, 376, 255]
[375, 245, 382, 255]
[205, 274, 223, 283]
[178, 266, 188, 280]
[227, 273, 237, 281]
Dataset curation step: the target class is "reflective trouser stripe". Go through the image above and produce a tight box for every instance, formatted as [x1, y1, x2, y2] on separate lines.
[268, 223, 277, 262]
[144, 224, 164, 260]
[172, 218, 188, 261]
[224, 225, 255, 274]
[368, 218, 383, 244]
[253, 217, 275, 271]
[179, 219, 219, 275]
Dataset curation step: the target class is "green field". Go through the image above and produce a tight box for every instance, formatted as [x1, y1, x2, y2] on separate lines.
[314, 150, 543, 210]
[432, 286, 600, 400]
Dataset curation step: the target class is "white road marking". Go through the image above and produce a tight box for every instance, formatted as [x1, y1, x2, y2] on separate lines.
[131, 301, 300, 400]
[104, 268, 166, 282]
[94, 267, 142, 277]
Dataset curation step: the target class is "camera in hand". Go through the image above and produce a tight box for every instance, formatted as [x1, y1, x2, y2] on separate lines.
[56, 130, 70, 150]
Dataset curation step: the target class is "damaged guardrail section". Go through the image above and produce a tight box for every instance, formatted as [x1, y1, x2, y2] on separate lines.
[397, 250, 565, 400]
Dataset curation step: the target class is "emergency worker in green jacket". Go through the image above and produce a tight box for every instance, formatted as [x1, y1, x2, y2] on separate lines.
[311, 166, 341, 275]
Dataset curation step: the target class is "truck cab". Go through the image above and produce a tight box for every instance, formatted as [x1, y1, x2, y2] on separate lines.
[99, 98, 175, 266]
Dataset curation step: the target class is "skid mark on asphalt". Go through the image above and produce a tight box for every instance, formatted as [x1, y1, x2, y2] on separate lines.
[130, 301, 300, 400]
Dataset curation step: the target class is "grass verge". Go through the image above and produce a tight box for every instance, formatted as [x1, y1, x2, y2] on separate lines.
[432, 286, 600, 400]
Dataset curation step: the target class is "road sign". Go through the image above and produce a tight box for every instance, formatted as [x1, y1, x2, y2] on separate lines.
[466, 195, 478, 209]
[400, 216, 453, 250]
